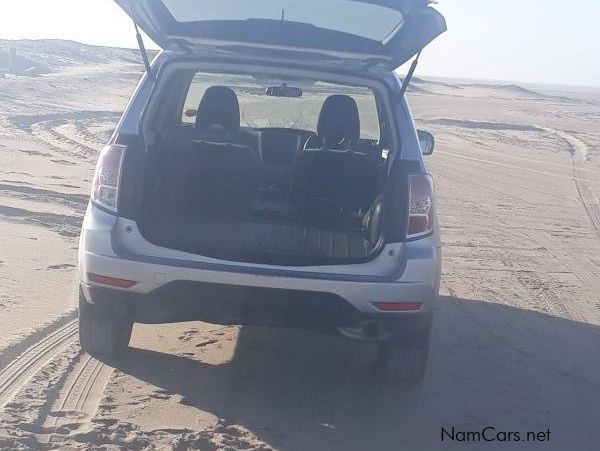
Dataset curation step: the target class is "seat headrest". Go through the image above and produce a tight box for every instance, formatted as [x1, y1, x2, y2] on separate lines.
[317, 95, 360, 146]
[195, 86, 240, 134]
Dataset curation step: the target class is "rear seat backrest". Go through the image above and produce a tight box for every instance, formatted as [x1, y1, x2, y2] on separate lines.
[258, 130, 301, 190]
[294, 149, 377, 207]
[173, 140, 261, 212]
[168, 86, 261, 216]
[294, 95, 378, 209]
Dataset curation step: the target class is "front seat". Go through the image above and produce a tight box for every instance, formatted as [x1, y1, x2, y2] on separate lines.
[195, 85, 242, 136]
[294, 95, 378, 211]
[172, 86, 261, 216]
[304, 94, 361, 150]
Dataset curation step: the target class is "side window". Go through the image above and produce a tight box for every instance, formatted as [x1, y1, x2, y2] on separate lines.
[181, 76, 207, 124]
[355, 93, 380, 141]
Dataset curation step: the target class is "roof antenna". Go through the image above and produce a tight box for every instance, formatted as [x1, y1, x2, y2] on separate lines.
[281, 8, 285, 21]
[399, 50, 422, 97]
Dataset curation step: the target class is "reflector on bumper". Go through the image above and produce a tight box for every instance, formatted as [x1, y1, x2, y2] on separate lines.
[88, 273, 138, 289]
[374, 302, 423, 312]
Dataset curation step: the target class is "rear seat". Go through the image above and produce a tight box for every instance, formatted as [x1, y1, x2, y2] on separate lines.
[293, 95, 378, 212]
[258, 130, 302, 191]
[167, 86, 262, 217]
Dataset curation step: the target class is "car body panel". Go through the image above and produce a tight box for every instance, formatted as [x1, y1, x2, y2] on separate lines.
[115, 0, 446, 70]
[79, 203, 440, 315]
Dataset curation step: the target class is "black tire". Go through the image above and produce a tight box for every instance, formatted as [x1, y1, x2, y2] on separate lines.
[78, 293, 133, 358]
[376, 316, 433, 382]
[376, 340, 430, 382]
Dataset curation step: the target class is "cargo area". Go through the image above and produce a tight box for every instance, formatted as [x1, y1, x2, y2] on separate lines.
[137, 71, 392, 265]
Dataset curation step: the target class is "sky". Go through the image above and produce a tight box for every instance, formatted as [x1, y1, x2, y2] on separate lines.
[1, 0, 599, 87]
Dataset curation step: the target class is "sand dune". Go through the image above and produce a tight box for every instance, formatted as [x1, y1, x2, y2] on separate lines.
[422, 118, 544, 132]
[0, 39, 148, 73]
[408, 75, 588, 105]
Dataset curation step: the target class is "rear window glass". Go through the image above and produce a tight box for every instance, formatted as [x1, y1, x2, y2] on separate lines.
[182, 72, 381, 141]
[161, 0, 404, 42]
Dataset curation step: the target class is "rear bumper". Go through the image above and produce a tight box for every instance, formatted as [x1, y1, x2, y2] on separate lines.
[80, 280, 435, 339]
[79, 205, 441, 327]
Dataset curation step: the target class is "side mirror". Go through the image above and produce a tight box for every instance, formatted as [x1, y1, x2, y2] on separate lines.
[417, 130, 435, 156]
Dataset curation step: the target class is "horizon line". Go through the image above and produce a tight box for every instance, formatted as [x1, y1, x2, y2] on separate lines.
[1, 37, 599, 91]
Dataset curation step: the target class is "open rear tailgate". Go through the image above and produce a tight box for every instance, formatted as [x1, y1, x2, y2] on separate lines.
[115, 0, 446, 69]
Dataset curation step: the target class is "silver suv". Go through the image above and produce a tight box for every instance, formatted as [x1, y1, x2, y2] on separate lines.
[78, 0, 446, 381]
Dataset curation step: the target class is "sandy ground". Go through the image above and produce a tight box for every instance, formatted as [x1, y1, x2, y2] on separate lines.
[1, 41, 599, 450]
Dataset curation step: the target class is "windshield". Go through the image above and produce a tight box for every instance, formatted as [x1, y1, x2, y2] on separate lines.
[161, 0, 405, 42]
[182, 72, 381, 140]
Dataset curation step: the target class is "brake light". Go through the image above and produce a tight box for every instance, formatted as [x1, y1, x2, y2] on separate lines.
[407, 174, 434, 239]
[91, 144, 126, 213]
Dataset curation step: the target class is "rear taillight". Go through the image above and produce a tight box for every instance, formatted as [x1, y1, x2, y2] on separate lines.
[91, 144, 126, 213]
[407, 174, 434, 239]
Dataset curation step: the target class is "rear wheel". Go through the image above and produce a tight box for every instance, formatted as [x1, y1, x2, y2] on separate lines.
[376, 341, 430, 382]
[78, 292, 133, 358]
[376, 315, 433, 382]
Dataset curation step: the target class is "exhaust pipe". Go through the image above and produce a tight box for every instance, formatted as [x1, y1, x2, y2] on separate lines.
[337, 320, 392, 342]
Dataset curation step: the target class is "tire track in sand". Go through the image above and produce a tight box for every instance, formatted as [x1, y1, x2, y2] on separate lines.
[550, 128, 600, 238]
[43, 353, 113, 444]
[0, 317, 113, 446]
[31, 121, 97, 160]
[0, 320, 78, 409]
